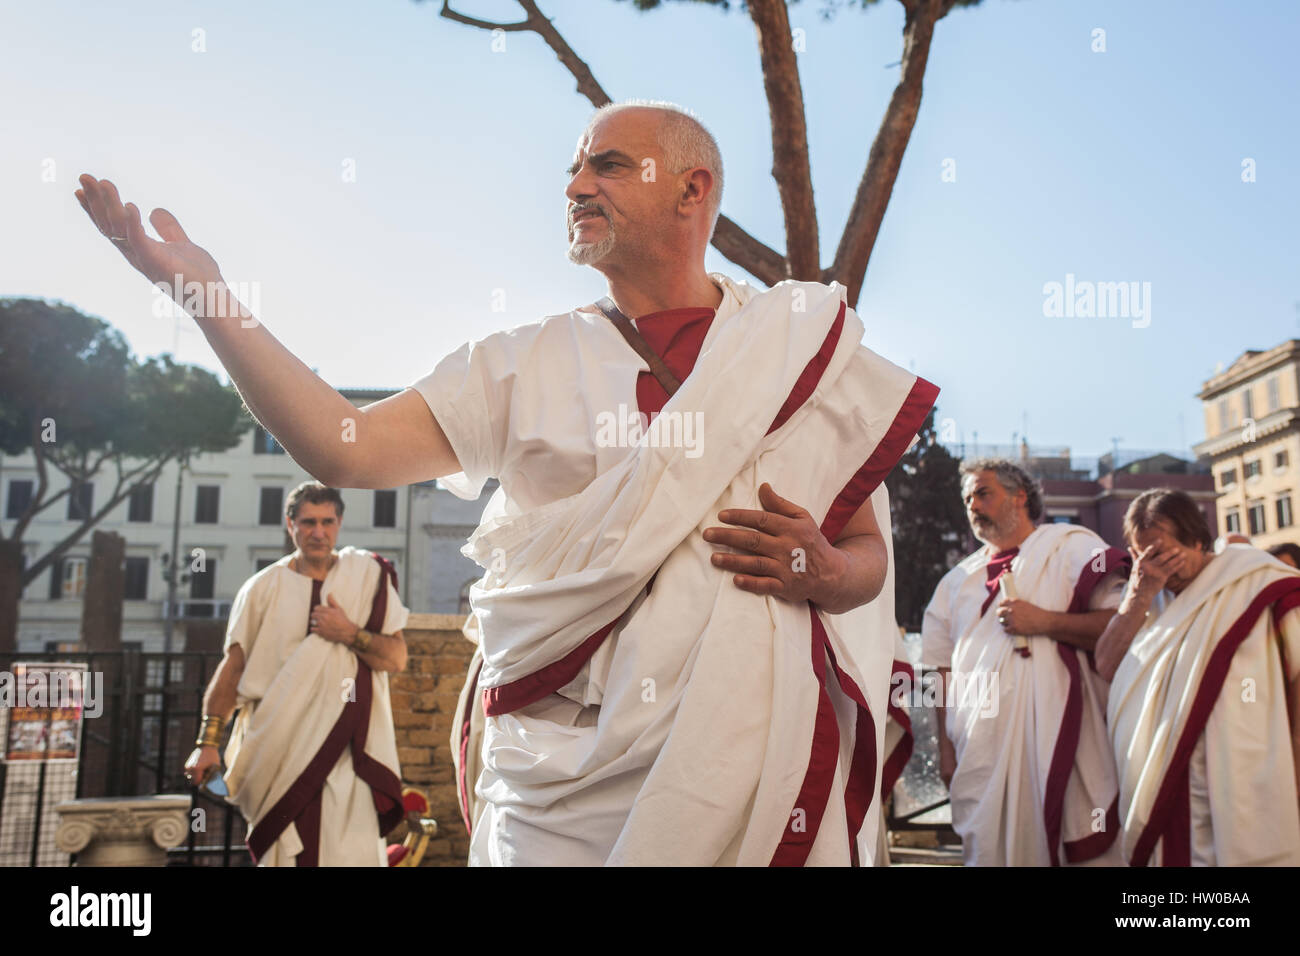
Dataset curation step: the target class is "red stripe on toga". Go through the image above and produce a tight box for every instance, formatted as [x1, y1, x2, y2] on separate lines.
[246, 554, 403, 865]
[1130, 576, 1300, 866]
[1041, 547, 1130, 866]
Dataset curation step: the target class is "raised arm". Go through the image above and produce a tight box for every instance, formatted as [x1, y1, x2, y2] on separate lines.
[75, 175, 460, 489]
[1094, 545, 1179, 680]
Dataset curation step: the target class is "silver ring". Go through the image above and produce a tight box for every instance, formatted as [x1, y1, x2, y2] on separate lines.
[109, 235, 129, 243]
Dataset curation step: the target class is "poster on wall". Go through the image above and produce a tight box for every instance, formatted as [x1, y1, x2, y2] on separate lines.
[1, 664, 89, 762]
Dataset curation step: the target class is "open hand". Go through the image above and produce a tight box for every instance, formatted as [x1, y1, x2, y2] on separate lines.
[703, 482, 846, 603]
[75, 174, 228, 315]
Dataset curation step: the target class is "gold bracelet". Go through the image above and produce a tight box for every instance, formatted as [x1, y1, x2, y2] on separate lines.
[352, 628, 373, 653]
[196, 714, 226, 749]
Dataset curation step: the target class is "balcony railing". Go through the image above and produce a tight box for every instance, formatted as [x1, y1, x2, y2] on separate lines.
[161, 599, 232, 620]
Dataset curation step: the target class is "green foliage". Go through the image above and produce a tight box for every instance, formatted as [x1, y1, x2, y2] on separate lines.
[0, 298, 248, 470]
[0, 297, 250, 574]
[0, 298, 130, 458]
[885, 407, 970, 630]
[119, 355, 249, 463]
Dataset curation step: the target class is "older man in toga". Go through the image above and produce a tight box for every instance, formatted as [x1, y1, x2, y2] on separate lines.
[78, 101, 936, 866]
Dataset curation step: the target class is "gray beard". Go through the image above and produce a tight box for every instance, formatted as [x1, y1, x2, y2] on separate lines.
[567, 223, 616, 265]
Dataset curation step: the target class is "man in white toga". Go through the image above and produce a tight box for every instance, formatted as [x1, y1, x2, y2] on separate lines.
[922, 458, 1130, 865]
[182, 481, 409, 866]
[79, 101, 937, 866]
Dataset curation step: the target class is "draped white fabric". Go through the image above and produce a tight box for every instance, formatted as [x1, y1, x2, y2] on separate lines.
[939, 524, 1125, 865]
[416, 277, 928, 865]
[222, 547, 408, 866]
[1109, 545, 1300, 866]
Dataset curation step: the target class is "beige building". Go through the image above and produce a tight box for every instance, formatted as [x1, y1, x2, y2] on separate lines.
[1, 388, 491, 653]
[1193, 340, 1300, 548]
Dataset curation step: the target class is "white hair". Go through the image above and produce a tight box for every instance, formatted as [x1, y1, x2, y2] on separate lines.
[587, 100, 725, 235]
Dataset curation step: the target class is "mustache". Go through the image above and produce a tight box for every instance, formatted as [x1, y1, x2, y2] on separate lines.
[568, 203, 609, 227]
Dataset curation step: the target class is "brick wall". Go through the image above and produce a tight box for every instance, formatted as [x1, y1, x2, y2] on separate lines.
[391, 612, 475, 866]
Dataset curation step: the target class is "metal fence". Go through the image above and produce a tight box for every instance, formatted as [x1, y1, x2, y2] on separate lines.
[0, 649, 252, 866]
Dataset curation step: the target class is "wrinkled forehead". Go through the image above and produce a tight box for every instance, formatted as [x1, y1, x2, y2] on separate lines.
[574, 109, 663, 160]
[962, 471, 1000, 495]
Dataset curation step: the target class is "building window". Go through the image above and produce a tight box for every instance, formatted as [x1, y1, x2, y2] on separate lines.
[6, 479, 34, 520]
[1224, 510, 1241, 534]
[373, 490, 397, 528]
[186, 557, 218, 617]
[48, 556, 87, 600]
[195, 485, 220, 524]
[1268, 375, 1281, 412]
[1247, 501, 1267, 536]
[1276, 449, 1289, 472]
[67, 481, 93, 521]
[123, 556, 150, 600]
[1244, 459, 1262, 481]
[1278, 496, 1294, 530]
[259, 487, 284, 526]
[127, 483, 154, 522]
[256, 557, 279, 572]
[1242, 387, 1254, 423]
[252, 424, 285, 455]
[1218, 398, 1231, 434]
[1219, 467, 1237, 489]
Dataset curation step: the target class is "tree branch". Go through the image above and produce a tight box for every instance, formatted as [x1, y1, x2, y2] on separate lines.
[443, 0, 612, 106]
[21, 457, 169, 588]
[825, 0, 944, 307]
[747, 0, 819, 280]
[710, 215, 789, 286]
[438, 0, 533, 32]
[9, 416, 53, 543]
[439, 0, 789, 285]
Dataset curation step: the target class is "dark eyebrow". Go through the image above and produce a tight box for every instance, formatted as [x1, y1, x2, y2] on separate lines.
[566, 149, 635, 176]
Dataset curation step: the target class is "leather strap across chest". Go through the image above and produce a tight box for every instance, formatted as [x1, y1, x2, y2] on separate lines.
[595, 296, 682, 398]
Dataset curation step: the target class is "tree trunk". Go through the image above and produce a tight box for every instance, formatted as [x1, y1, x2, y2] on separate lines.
[0, 539, 22, 653]
[81, 530, 126, 652]
[749, 0, 819, 280]
[826, 0, 943, 306]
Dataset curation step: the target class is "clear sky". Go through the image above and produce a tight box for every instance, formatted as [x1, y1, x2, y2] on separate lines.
[4, 0, 1297, 462]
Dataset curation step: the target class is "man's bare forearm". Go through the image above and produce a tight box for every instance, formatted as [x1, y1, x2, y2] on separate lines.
[194, 288, 461, 489]
[815, 534, 888, 615]
[194, 290, 362, 486]
[353, 630, 407, 673]
[1040, 608, 1117, 652]
[202, 645, 245, 725]
[1094, 590, 1158, 681]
